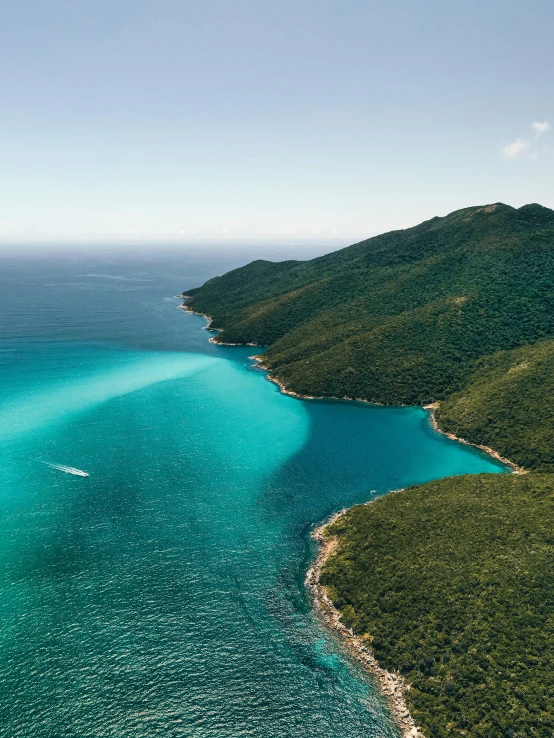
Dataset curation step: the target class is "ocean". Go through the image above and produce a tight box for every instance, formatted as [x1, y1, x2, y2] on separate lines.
[0, 248, 505, 737]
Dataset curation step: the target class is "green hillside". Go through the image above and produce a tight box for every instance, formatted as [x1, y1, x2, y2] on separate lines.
[185, 203, 554, 735]
[438, 339, 554, 472]
[321, 474, 554, 738]
[186, 202, 554, 406]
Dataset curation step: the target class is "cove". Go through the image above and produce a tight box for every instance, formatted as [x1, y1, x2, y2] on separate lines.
[0, 254, 506, 737]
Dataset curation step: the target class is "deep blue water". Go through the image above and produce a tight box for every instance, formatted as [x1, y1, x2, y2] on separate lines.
[0, 250, 505, 737]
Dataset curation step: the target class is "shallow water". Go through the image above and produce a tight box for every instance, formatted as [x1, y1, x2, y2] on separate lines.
[0, 251, 505, 737]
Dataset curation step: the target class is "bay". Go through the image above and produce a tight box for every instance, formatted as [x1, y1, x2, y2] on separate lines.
[0, 250, 505, 737]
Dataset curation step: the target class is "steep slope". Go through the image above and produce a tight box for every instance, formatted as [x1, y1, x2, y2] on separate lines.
[438, 339, 554, 472]
[186, 203, 554, 405]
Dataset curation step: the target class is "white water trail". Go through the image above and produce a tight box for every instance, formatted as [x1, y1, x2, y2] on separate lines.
[38, 461, 89, 477]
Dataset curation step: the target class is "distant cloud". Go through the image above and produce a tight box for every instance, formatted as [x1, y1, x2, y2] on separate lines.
[502, 137, 530, 157]
[532, 121, 551, 138]
[501, 121, 551, 158]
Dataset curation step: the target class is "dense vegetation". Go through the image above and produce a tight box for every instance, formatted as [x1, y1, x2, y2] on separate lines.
[438, 340, 554, 472]
[321, 474, 554, 738]
[186, 203, 554, 407]
[186, 203, 554, 735]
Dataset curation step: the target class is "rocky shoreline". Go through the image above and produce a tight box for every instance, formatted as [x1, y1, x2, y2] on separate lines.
[178, 299, 260, 346]
[253, 359, 523, 475]
[306, 508, 423, 738]
[178, 297, 522, 736]
[423, 403, 525, 475]
[253, 358, 388, 403]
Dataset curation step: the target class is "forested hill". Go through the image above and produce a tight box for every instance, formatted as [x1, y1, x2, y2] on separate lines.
[321, 474, 554, 738]
[185, 202, 554, 472]
[185, 203, 554, 408]
[186, 204, 554, 736]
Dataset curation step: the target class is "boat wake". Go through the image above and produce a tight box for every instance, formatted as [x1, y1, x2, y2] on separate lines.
[38, 461, 89, 477]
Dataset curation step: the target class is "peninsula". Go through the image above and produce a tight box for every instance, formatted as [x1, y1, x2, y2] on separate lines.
[183, 203, 554, 737]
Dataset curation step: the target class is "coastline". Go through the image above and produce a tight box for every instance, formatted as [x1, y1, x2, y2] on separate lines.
[306, 506, 422, 738]
[422, 403, 525, 475]
[178, 301, 260, 346]
[180, 297, 421, 734]
[179, 297, 524, 735]
[180, 297, 523, 474]
[253, 362, 524, 475]
[253, 359, 524, 474]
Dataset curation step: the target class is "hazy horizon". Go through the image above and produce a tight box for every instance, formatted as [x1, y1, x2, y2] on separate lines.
[1, 1, 552, 247]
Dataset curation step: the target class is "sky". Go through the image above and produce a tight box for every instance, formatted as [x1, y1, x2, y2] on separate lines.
[0, 0, 553, 246]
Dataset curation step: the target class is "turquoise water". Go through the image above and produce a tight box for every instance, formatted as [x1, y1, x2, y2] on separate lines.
[0, 253, 505, 737]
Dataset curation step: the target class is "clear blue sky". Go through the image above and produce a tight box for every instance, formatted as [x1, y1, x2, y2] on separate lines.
[1, 0, 552, 245]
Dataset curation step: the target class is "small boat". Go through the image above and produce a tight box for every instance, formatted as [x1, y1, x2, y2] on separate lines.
[38, 461, 89, 477]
